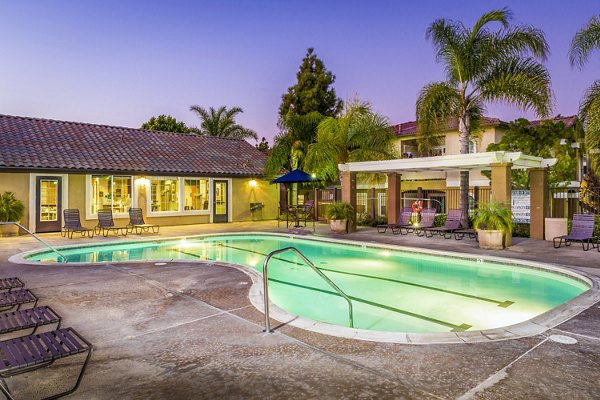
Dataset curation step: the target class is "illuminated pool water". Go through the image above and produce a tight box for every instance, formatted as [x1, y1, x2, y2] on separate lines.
[26, 234, 590, 333]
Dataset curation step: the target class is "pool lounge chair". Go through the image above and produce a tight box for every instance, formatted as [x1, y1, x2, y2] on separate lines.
[126, 208, 159, 235]
[414, 208, 437, 236]
[421, 209, 463, 239]
[0, 306, 61, 336]
[0, 278, 24, 293]
[377, 207, 413, 234]
[454, 228, 479, 241]
[62, 209, 94, 239]
[0, 289, 37, 312]
[0, 327, 93, 400]
[95, 210, 128, 237]
[553, 213, 597, 251]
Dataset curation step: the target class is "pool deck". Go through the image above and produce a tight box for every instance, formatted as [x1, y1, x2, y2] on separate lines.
[0, 221, 599, 399]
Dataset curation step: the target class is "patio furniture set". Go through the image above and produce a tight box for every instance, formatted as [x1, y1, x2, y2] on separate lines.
[61, 208, 159, 239]
[278, 200, 315, 229]
[0, 277, 92, 399]
[377, 208, 477, 241]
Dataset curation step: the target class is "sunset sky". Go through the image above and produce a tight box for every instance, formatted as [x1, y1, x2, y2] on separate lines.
[1, 1, 598, 142]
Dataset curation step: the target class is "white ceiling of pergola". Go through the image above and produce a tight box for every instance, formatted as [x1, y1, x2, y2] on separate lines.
[338, 152, 556, 174]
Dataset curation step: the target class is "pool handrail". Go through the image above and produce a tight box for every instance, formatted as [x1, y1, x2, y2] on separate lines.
[262, 246, 354, 333]
[0, 222, 67, 263]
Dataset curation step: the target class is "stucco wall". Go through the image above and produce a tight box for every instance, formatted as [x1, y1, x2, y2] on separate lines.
[231, 178, 279, 222]
[0, 173, 30, 228]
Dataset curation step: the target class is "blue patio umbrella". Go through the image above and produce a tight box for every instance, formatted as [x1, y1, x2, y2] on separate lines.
[270, 169, 319, 184]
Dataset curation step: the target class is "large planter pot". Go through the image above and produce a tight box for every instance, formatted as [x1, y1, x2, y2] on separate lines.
[477, 230, 504, 250]
[330, 219, 348, 234]
[544, 218, 568, 242]
[0, 223, 19, 237]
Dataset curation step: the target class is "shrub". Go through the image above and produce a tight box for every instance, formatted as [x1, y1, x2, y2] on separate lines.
[472, 201, 513, 232]
[0, 192, 25, 222]
[512, 223, 530, 238]
[325, 202, 356, 224]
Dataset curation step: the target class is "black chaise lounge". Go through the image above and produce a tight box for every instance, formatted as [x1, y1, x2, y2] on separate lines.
[377, 207, 413, 234]
[95, 210, 128, 237]
[421, 209, 463, 239]
[0, 327, 93, 400]
[61, 209, 94, 239]
[553, 213, 597, 251]
[0, 290, 37, 313]
[126, 208, 159, 235]
[0, 306, 61, 336]
[0, 279, 23, 293]
[414, 208, 437, 236]
[454, 228, 479, 241]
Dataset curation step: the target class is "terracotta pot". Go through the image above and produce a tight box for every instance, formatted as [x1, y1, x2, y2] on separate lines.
[0, 223, 19, 237]
[477, 230, 504, 250]
[330, 219, 348, 234]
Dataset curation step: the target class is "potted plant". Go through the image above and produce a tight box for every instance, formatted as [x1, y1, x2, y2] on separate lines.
[0, 192, 25, 236]
[325, 202, 356, 234]
[472, 201, 513, 250]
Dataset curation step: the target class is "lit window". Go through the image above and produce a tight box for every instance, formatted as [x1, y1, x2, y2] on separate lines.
[90, 175, 132, 215]
[184, 179, 209, 211]
[151, 178, 179, 212]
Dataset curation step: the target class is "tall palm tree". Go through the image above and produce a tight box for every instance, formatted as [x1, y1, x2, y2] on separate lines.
[569, 15, 600, 174]
[189, 105, 258, 141]
[304, 98, 398, 183]
[416, 8, 552, 226]
[264, 112, 324, 175]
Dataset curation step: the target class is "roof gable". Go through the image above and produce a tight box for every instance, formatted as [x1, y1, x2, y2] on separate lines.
[0, 114, 266, 176]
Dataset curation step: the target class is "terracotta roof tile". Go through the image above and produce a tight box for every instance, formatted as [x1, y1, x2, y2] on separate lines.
[0, 114, 266, 176]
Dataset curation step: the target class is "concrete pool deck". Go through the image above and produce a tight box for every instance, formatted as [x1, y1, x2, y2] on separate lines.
[0, 221, 599, 399]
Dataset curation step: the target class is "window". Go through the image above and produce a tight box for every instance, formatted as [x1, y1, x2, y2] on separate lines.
[469, 140, 477, 154]
[151, 178, 180, 212]
[184, 179, 209, 211]
[430, 146, 445, 157]
[90, 175, 132, 215]
[356, 192, 367, 214]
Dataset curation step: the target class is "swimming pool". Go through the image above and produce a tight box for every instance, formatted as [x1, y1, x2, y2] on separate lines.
[24, 233, 590, 335]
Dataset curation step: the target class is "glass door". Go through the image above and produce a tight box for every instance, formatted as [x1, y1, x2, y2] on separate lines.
[212, 180, 228, 223]
[36, 176, 62, 232]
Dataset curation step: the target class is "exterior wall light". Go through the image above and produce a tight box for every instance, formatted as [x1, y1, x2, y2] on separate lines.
[249, 179, 257, 188]
[135, 176, 150, 188]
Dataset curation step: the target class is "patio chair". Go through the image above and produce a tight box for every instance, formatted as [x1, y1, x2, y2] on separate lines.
[0, 289, 37, 312]
[0, 279, 23, 293]
[414, 208, 437, 236]
[421, 209, 463, 239]
[553, 213, 597, 251]
[126, 208, 159, 235]
[95, 210, 128, 237]
[0, 327, 93, 400]
[278, 200, 296, 228]
[61, 209, 94, 239]
[377, 207, 413, 234]
[0, 306, 61, 336]
[295, 200, 315, 229]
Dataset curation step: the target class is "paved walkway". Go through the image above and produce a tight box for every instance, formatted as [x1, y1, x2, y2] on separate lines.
[0, 221, 599, 399]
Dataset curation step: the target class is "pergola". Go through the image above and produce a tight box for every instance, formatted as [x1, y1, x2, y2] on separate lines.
[338, 151, 556, 243]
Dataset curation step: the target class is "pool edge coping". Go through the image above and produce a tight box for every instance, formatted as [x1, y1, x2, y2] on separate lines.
[9, 231, 600, 345]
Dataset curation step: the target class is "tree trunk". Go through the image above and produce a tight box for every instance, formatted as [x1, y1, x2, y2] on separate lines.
[458, 114, 471, 228]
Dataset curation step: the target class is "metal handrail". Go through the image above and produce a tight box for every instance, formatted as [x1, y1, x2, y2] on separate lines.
[262, 246, 354, 333]
[0, 222, 66, 262]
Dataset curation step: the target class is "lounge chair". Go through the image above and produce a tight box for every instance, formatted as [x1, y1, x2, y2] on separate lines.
[454, 228, 479, 241]
[295, 200, 315, 229]
[126, 208, 159, 234]
[377, 207, 413, 234]
[0, 327, 93, 400]
[553, 213, 597, 251]
[0, 289, 37, 312]
[0, 306, 61, 336]
[421, 209, 463, 239]
[414, 208, 437, 236]
[95, 210, 128, 237]
[0, 278, 23, 292]
[61, 209, 94, 239]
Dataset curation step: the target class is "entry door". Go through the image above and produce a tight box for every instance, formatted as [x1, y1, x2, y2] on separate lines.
[213, 180, 228, 223]
[36, 176, 62, 232]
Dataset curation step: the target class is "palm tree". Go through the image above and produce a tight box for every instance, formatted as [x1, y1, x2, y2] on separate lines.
[264, 112, 324, 175]
[189, 105, 258, 141]
[304, 98, 398, 183]
[416, 8, 552, 226]
[569, 15, 600, 174]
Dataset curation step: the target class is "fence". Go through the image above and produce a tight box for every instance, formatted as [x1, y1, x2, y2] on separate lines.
[550, 186, 600, 219]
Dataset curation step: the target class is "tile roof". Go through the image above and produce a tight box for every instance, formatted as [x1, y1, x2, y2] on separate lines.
[0, 114, 267, 176]
[392, 115, 577, 137]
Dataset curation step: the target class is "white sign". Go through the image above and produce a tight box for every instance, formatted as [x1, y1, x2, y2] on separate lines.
[512, 190, 530, 224]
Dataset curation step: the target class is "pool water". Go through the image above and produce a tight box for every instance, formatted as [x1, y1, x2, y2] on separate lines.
[27, 234, 589, 333]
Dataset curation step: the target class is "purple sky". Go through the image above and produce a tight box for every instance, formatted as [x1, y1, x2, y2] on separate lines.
[1, 1, 598, 143]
